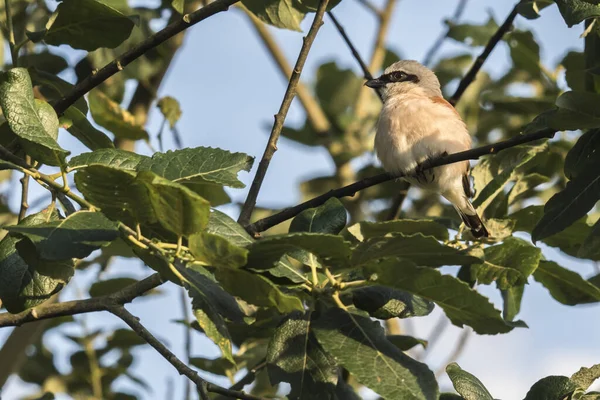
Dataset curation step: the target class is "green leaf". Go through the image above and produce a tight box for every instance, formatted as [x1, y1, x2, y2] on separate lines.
[44, 0, 135, 51]
[386, 335, 428, 351]
[561, 51, 586, 91]
[535, 91, 600, 131]
[447, 17, 499, 47]
[63, 106, 114, 151]
[571, 364, 600, 390]
[157, 96, 182, 129]
[242, 0, 306, 31]
[89, 277, 138, 297]
[289, 198, 347, 235]
[189, 232, 248, 268]
[172, 0, 184, 13]
[508, 174, 550, 205]
[347, 219, 449, 242]
[446, 363, 494, 400]
[533, 260, 600, 305]
[206, 209, 254, 247]
[28, 68, 88, 114]
[245, 233, 352, 270]
[296, 0, 343, 12]
[555, 0, 600, 26]
[106, 329, 146, 348]
[0, 68, 69, 166]
[352, 233, 480, 267]
[89, 90, 149, 140]
[266, 311, 338, 400]
[215, 268, 303, 313]
[501, 284, 525, 322]
[524, 376, 578, 400]
[313, 307, 438, 400]
[532, 166, 600, 242]
[0, 208, 74, 313]
[506, 30, 541, 77]
[19, 52, 69, 74]
[517, 1, 555, 19]
[363, 258, 524, 334]
[470, 237, 541, 290]
[4, 211, 119, 260]
[579, 219, 600, 259]
[565, 129, 600, 180]
[69, 148, 147, 170]
[315, 62, 362, 124]
[352, 286, 434, 319]
[136, 171, 210, 236]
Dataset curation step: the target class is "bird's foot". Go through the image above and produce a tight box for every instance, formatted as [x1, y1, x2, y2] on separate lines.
[413, 152, 448, 184]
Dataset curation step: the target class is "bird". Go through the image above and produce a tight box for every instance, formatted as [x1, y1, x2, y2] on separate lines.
[365, 59, 489, 238]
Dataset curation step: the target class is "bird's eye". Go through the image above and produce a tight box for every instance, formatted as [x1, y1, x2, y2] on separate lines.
[390, 71, 406, 82]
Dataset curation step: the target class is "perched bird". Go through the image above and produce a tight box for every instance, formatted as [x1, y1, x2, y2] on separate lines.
[365, 60, 489, 238]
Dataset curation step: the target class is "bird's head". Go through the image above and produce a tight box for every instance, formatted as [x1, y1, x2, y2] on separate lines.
[365, 60, 442, 100]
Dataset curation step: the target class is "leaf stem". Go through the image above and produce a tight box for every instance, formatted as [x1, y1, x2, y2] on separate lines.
[331, 292, 347, 310]
[237, 0, 331, 225]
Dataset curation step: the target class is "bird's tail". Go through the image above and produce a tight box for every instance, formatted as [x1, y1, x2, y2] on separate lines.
[452, 198, 489, 238]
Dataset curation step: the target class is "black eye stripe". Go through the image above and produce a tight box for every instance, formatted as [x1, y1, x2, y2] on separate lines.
[381, 71, 419, 83]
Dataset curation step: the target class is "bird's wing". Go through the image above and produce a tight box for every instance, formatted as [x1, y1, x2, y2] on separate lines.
[429, 96, 461, 118]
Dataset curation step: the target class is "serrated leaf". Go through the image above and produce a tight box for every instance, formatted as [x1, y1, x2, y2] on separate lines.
[313, 307, 438, 400]
[447, 17, 499, 47]
[386, 335, 428, 351]
[533, 260, 600, 305]
[363, 258, 524, 334]
[5, 211, 119, 260]
[89, 90, 149, 140]
[69, 148, 147, 170]
[266, 311, 338, 400]
[524, 376, 578, 400]
[206, 209, 254, 247]
[470, 237, 541, 290]
[352, 233, 480, 267]
[136, 171, 210, 236]
[347, 219, 449, 242]
[0, 68, 68, 166]
[242, 0, 307, 31]
[215, 268, 303, 313]
[0, 208, 74, 313]
[289, 198, 347, 235]
[245, 233, 352, 270]
[63, 106, 114, 151]
[571, 364, 600, 390]
[446, 363, 494, 400]
[157, 96, 182, 128]
[44, 0, 135, 51]
[89, 277, 138, 297]
[189, 232, 248, 268]
[555, 0, 600, 26]
[352, 286, 434, 319]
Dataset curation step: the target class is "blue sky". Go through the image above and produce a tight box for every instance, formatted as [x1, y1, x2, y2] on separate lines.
[2, 0, 599, 399]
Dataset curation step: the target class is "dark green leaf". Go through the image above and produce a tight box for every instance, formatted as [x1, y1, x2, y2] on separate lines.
[189, 232, 248, 268]
[28, 68, 88, 114]
[517, 1, 555, 19]
[533, 260, 600, 305]
[352, 286, 434, 319]
[63, 106, 114, 151]
[157, 96, 182, 129]
[363, 258, 524, 334]
[296, 0, 342, 11]
[571, 364, 600, 390]
[0, 209, 74, 313]
[562, 51, 586, 91]
[313, 308, 438, 400]
[446, 363, 493, 400]
[267, 311, 338, 400]
[19, 52, 68, 74]
[347, 219, 449, 242]
[89, 90, 149, 140]
[44, 0, 135, 51]
[0, 68, 68, 166]
[555, 0, 600, 26]
[501, 284, 525, 322]
[447, 17, 499, 47]
[506, 30, 541, 77]
[89, 277, 138, 297]
[579, 218, 600, 259]
[524, 376, 578, 400]
[206, 209, 254, 247]
[242, 0, 306, 31]
[69, 148, 147, 170]
[352, 233, 480, 267]
[289, 198, 347, 235]
[386, 335, 428, 351]
[215, 268, 303, 313]
[106, 329, 146, 348]
[564, 129, 600, 180]
[5, 211, 119, 260]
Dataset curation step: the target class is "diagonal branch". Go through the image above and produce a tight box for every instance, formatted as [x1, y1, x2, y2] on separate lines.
[422, 0, 469, 67]
[449, 3, 519, 105]
[245, 128, 556, 233]
[237, 0, 331, 226]
[52, 0, 241, 115]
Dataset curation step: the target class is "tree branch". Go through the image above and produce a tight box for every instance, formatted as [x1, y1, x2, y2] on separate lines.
[180, 287, 192, 400]
[422, 0, 469, 67]
[243, 6, 332, 135]
[245, 128, 556, 233]
[237, 0, 331, 226]
[449, 3, 519, 105]
[18, 156, 31, 221]
[52, 0, 241, 115]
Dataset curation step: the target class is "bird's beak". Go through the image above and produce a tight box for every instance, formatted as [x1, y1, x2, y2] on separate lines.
[364, 78, 386, 89]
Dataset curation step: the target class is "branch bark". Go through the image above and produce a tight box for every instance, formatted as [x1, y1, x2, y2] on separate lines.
[52, 0, 241, 115]
[237, 0, 331, 226]
[449, 3, 519, 105]
[245, 128, 556, 233]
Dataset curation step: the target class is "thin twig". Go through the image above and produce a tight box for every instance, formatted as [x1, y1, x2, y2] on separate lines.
[328, 11, 384, 101]
[385, 181, 410, 220]
[434, 328, 471, 378]
[415, 315, 449, 361]
[237, 0, 331, 226]
[245, 128, 556, 233]
[4, 0, 18, 66]
[180, 287, 192, 400]
[18, 156, 31, 221]
[449, 3, 519, 105]
[52, 0, 241, 115]
[243, 6, 331, 134]
[422, 0, 469, 67]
